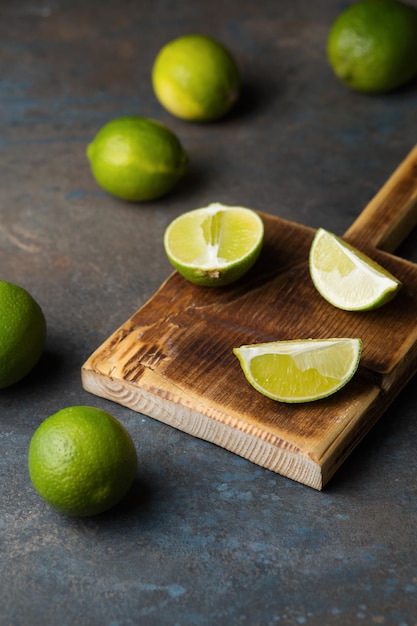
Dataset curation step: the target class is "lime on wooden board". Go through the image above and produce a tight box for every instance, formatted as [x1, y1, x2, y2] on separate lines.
[233, 338, 363, 403]
[163, 202, 264, 287]
[309, 228, 401, 311]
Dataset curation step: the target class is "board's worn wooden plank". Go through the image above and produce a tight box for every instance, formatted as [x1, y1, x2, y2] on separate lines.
[82, 145, 417, 489]
[344, 144, 417, 252]
[81, 365, 380, 491]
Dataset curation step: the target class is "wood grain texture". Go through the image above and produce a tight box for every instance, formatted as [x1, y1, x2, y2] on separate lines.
[82, 145, 417, 490]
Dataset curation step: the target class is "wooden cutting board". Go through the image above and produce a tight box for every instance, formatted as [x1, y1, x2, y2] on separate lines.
[82, 145, 417, 490]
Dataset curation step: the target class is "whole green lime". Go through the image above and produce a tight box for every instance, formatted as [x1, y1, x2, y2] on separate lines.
[28, 406, 138, 517]
[0, 280, 46, 389]
[327, 0, 417, 93]
[152, 34, 240, 121]
[86, 116, 188, 201]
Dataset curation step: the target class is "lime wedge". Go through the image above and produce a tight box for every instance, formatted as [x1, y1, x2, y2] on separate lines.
[233, 338, 362, 403]
[163, 202, 264, 287]
[309, 228, 401, 311]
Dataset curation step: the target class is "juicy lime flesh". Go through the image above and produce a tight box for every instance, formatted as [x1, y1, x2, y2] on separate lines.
[28, 406, 137, 517]
[249, 353, 340, 398]
[164, 204, 264, 286]
[310, 229, 401, 310]
[234, 339, 362, 403]
[167, 207, 262, 266]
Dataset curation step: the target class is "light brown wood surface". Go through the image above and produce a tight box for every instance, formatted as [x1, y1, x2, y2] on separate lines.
[82, 145, 417, 490]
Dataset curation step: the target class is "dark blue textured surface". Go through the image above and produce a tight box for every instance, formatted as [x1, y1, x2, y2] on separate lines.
[1, 1, 417, 624]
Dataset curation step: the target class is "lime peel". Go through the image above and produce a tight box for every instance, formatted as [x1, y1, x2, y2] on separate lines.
[326, 0, 417, 93]
[152, 34, 240, 122]
[28, 406, 138, 517]
[233, 338, 363, 403]
[86, 116, 188, 202]
[0, 280, 46, 389]
[309, 228, 401, 311]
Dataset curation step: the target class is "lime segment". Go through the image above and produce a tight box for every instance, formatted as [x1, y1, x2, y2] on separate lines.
[233, 338, 362, 403]
[309, 228, 401, 311]
[163, 203, 264, 287]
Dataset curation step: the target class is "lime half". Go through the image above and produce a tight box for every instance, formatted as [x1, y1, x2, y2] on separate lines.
[309, 228, 401, 311]
[233, 338, 362, 403]
[163, 203, 264, 287]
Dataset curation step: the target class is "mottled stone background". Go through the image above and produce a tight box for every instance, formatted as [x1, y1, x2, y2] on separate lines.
[1, 1, 416, 624]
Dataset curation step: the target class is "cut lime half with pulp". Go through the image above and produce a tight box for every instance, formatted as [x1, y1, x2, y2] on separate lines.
[309, 228, 401, 311]
[163, 202, 264, 287]
[233, 338, 362, 403]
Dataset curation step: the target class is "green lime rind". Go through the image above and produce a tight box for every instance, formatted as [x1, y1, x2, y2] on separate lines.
[163, 203, 264, 287]
[327, 0, 417, 93]
[167, 244, 263, 287]
[87, 116, 188, 202]
[0, 280, 46, 389]
[152, 34, 240, 122]
[28, 406, 138, 517]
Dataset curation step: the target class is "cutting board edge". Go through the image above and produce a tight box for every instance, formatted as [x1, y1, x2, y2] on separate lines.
[80, 322, 417, 491]
[81, 364, 325, 490]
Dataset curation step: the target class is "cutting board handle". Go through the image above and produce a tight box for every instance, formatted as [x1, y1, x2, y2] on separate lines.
[343, 144, 417, 254]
